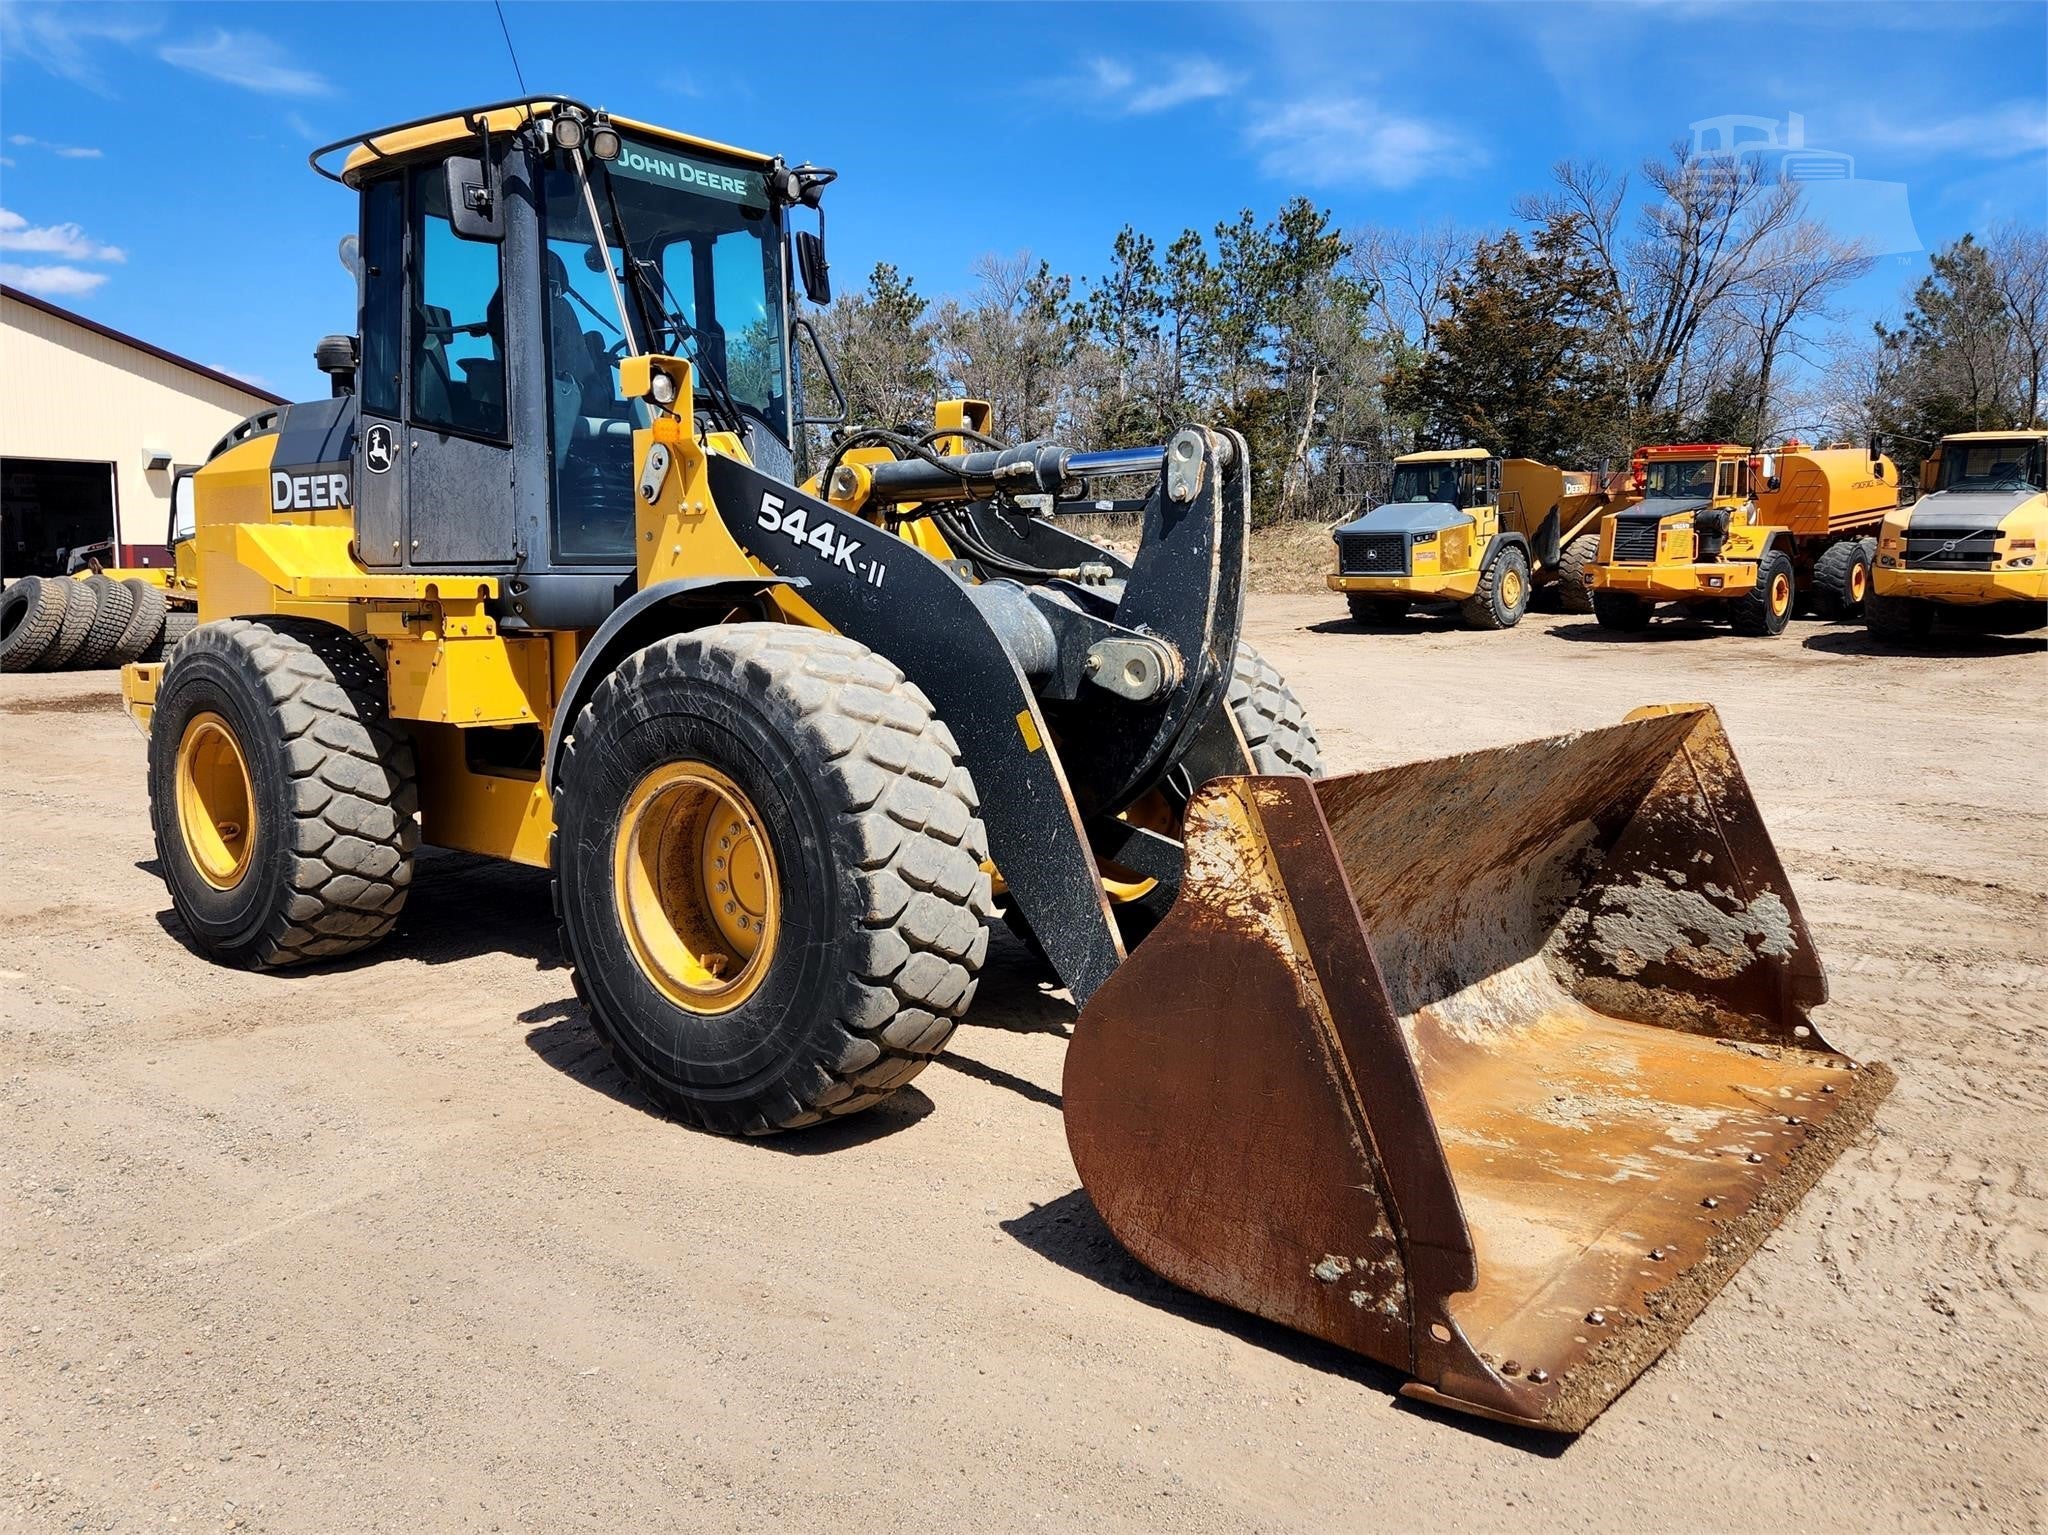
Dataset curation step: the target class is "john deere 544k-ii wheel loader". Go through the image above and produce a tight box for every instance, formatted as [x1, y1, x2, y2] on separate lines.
[119, 98, 1890, 1433]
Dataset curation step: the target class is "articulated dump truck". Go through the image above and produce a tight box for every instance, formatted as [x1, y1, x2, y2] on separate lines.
[1866, 429, 2048, 640]
[118, 96, 1889, 1433]
[1591, 442, 1899, 635]
[1329, 449, 1633, 629]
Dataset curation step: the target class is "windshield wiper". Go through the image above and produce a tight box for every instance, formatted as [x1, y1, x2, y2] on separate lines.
[592, 162, 747, 437]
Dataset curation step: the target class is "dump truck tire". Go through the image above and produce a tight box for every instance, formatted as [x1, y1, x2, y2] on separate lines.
[1460, 544, 1531, 630]
[1229, 642, 1325, 776]
[1865, 588, 1933, 642]
[1556, 533, 1599, 614]
[554, 625, 994, 1136]
[147, 618, 418, 969]
[1346, 595, 1407, 627]
[1, 578, 67, 671]
[1811, 538, 1873, 620]
[114, 578, 169, 663]
[68, 575, 135, 669]
[146, 609, 199, 662]
[1592, 591, 1653, 632]
[1732, 548, 1796, 636]
[40, 578, 99, 669]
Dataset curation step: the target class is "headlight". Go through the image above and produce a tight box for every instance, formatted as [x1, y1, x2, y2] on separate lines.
[553, 114, 585, 152]
[1413, 531, 1438, 544]
[648, 369, 679, 406]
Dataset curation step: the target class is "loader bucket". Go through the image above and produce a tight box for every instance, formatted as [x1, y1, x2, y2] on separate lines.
[1064, 705, 1891, 1432]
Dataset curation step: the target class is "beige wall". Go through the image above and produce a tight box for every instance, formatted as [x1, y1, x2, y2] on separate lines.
[0, 293, 282, 554]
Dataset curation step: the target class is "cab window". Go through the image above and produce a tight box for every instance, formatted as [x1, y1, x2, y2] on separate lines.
[409, 163, 506, 439]
[359, 176, 403, 418]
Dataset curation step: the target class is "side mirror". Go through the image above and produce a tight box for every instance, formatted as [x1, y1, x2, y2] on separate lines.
[794, 230, 831, 305]
[445, 154, 504, 243]
[1867, 431, 1884, 462]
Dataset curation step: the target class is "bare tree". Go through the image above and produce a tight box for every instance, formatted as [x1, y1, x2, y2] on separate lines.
[1522, 145, 1804, 438]
[1346, 221, 1472, 348]
[1987, 222, 2048, 427]
[933, 252, 1079, 442]
[1732, 220, 1875, 441]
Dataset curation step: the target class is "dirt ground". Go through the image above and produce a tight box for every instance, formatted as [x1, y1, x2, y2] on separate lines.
[3, 597, 2044, 1535]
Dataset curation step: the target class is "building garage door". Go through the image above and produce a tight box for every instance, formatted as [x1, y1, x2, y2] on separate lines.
[2, 458, 116, 578]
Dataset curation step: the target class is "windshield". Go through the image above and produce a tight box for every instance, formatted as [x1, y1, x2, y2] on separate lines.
[1642, 458, 1716, 500]
[538, 136, 787, 558]
[1388, 462, 1470, 507]
[1936, 440, 2045, 493]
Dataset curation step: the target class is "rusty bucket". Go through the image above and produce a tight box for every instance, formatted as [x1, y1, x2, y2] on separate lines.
[1064, 705, 1891, 1431]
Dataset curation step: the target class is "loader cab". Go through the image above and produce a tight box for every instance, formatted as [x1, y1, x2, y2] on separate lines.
[316, 100, 808, 628]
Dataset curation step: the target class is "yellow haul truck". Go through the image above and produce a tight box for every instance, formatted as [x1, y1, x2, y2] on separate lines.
[1590, 442, 1898, 636]
[1328, 448, 1628, 629]
[109, 96, 1891, 1433]
[1866, 429, 2048, 640]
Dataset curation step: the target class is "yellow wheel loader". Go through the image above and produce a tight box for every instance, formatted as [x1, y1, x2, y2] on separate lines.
[1590, 441, 1899, 636]
[118, 97, 1890, 1432]
[1327, 449, 1631, 629]
[1867, 430, 2048, 640]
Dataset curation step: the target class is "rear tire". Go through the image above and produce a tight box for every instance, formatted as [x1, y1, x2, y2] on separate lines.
[1593, 590, 1653, 632]
[68, 575, 135, 669]
[114, 579, 170, 662]
[1864, 587, 1934, 642]
[1556, 533, 1599, 614]
[1346, 594, 1407, 627]
[1732, 548, 1795, 636]
[554, 625, 994, 1136]
[1460, 543, 1532, 630]
[1811, 538, 1874, 621]
[1, 578, 67, 671]
[147, 618, 418, 968]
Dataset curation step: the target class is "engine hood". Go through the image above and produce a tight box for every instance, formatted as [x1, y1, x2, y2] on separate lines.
[1334, 501, 1470, 537]
[1907, 488, 2039, 530]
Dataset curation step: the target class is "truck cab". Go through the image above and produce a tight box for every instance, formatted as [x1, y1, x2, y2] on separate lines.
[1867, 430, 2048, 638]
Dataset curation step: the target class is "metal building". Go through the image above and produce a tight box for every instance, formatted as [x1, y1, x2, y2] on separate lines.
[1, 285, 284, 578]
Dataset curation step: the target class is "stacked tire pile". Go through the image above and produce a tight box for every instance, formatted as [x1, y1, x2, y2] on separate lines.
[1, 575, 194, 673]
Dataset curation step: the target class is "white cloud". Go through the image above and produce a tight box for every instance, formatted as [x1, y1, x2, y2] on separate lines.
[1847, 101, 2048, 161]
[158, 29, 333, 97]
[8, 134, 104, 160]
[1081, 55, 1237, 116]
[0, 4, 155, 93]
[0, 209, 126, 263]
[1246, 97, 1486, 189]
[0, 262, 110, 297]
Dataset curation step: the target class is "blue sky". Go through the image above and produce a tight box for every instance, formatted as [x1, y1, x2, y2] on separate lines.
[2, 0, 2043, 401]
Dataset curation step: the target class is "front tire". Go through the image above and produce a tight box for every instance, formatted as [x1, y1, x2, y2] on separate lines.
[1593, 590, 1654, 632]
[553, 625, 994, 1136]
[1732, 548, 1796, 636]
[1346, 594, 1408, 627]
[1460, 543, 1532, 630]
[1865, 587, 1934, 642]
[147, 618, 418, 968]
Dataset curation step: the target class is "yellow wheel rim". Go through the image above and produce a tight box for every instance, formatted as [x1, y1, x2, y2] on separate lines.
[1502, 566, 1525, 609]
[175, 711, 256, 890]
[613, 762, 779, 1014]
[1850, 562, 1867, 601]
[1771, 572, 1791, 614]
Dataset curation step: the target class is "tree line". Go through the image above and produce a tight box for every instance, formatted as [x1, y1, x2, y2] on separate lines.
[807, 142, 2048, 523]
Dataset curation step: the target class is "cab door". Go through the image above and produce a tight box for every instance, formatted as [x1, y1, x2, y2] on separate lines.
[401, 159, 515, 568]
[353, 175, 406, 567]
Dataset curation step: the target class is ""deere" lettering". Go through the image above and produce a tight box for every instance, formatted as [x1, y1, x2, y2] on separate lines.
[271, 471, 351, 511]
